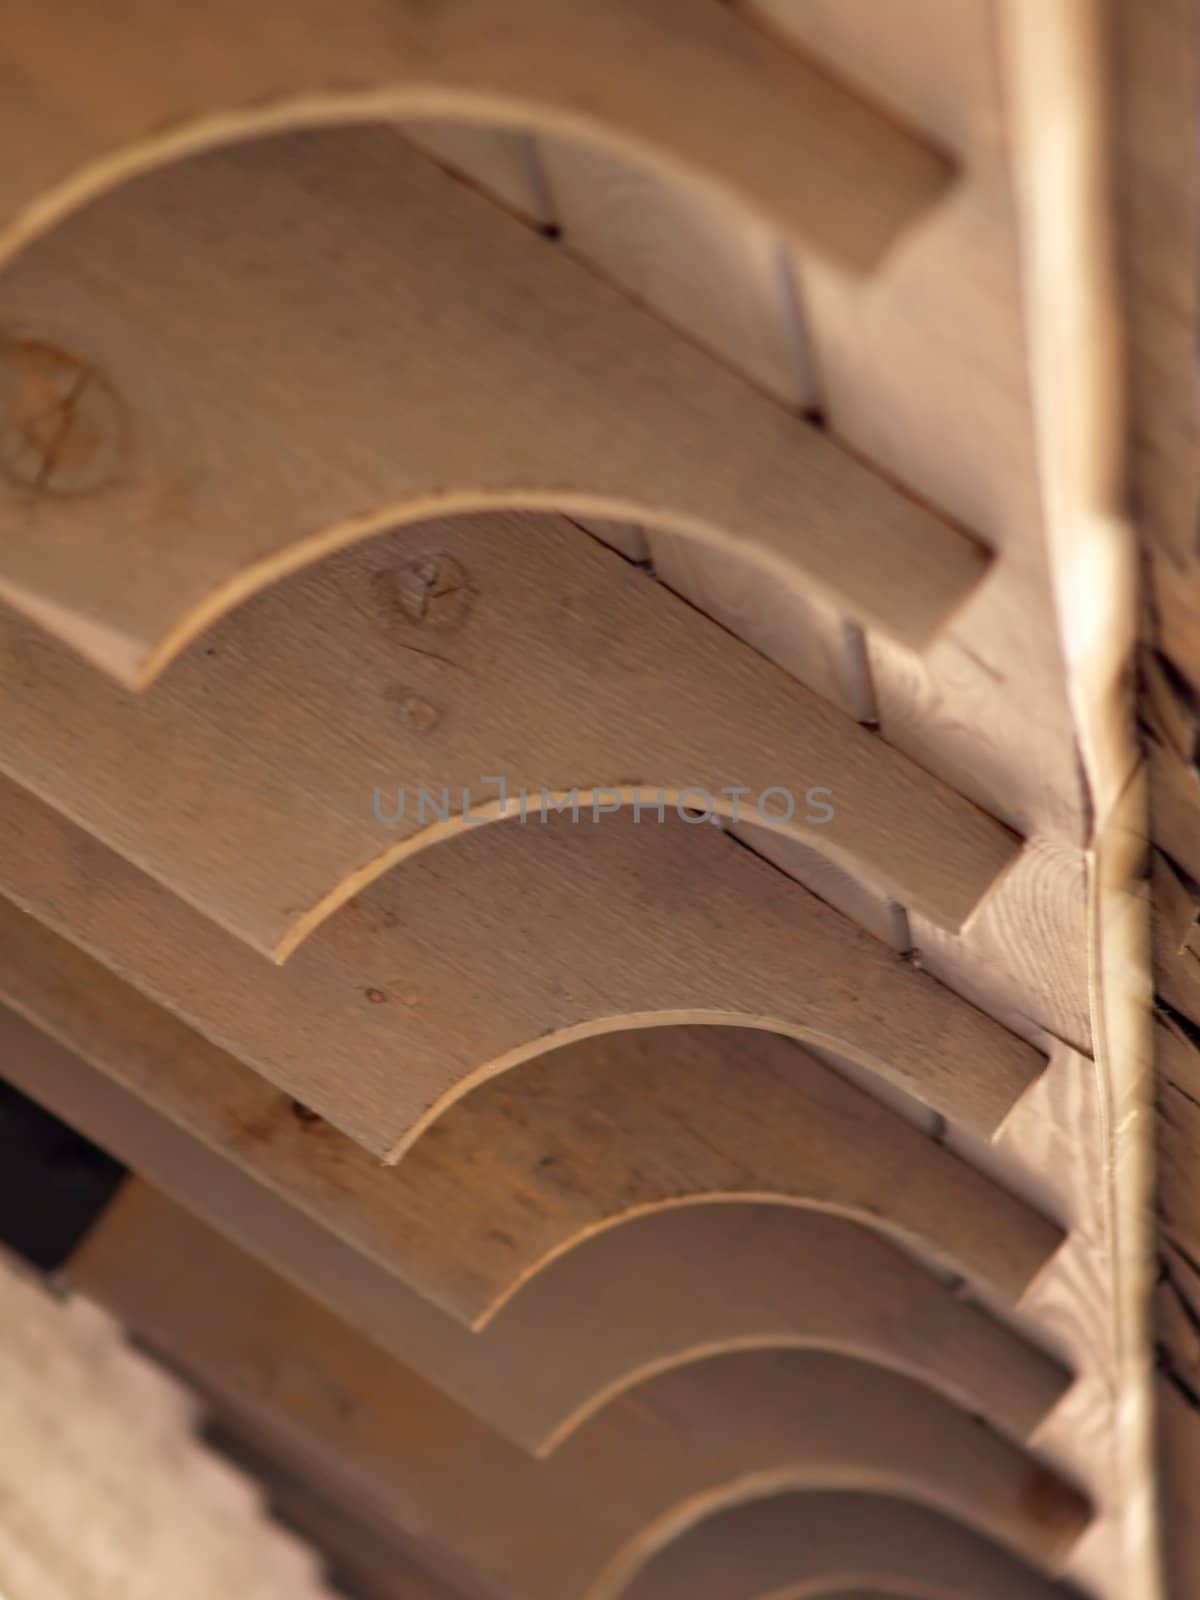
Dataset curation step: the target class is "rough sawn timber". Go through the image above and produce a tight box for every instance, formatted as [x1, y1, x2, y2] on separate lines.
[0, 777, 1046, 1154]
[0, 127, 979, 685]
[0, 511, 1018, 959]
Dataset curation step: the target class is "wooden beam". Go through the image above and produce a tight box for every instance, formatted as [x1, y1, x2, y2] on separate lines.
[0, 914, 1062, 1315]
[0, 779, 1045, 1151]
[0, 127, 978, 686]
[0, 0, 949, 275]
[618, 1488, 1089, 1600]
[1111, 0, 1200, 565]
[0, 512, 1018, 960]
[0, 1003, 1070, 1451]
[67, 1185, 1092, 1595]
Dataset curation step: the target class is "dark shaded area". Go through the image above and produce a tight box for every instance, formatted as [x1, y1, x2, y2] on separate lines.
[0, 1076, 126, 1270]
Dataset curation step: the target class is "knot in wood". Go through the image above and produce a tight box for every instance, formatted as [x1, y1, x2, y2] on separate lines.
[392, 552, 473, 629]
[0, 337, 125, 496]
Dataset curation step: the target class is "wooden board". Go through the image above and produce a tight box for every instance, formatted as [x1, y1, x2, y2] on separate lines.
[0, 1003, 1070, 1451]
[757, 4, 1083, 849]
[0, 910, 1062, 1321]
[1154, 1019, 1200, 1264]
[0, 129, 980, 687]
[68, 1185, 1092, 1596]
[619, 1490, 1088, 1600]
[0, 777, 1046, 1154]
[0, 510, 1019, 961]
[1150, 853, 1200, 1028]
[906, 840, 1092, 1055]
[0, 0, 950, 275]
[532, 125, 878, 731]
[1111, 0, 1200, 565]
[1147, 729, 1200, 888]
[406, 123, 550, 225]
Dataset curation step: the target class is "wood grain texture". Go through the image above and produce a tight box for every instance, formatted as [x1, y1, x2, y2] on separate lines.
[950, 1041, 1125, 1596]
[532, 127, 859, 697]
[69, 1186, 1092, 1596]
[0, 136, 975, 687]
[0, 777, 1046, 1153]
[758, 1, 1084, 847]
[541, 136, 813, 411]
[907, 841, 1091, 1054]
[1147, 728, 1200, 888]
[1151, 550, 1200, 699]
[0, 907, 1063, 1321]
[620, 1490, 1089, 1600]
[1111, 0, 1200, 564]
[0, 0, 950, 273]
[0, 510, 1019, 960]
[1151, 853, 1200, 1028]
[405, 123, 550, 224]
[0, 1002, 1070, 1451]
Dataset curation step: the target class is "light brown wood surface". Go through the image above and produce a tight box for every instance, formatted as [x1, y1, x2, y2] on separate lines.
[0, 127, 979, 686]
[407, 122, 550, 226]
[0, 5, 1143, 1593]
[69, 1185, 1092, 1597]
[755, 3, 1084, 848]
[0, 0, 950, 274]
[564, 12, 1116, 1579]
[620, 1490, 1088, 1600]
[0, 907, 1063, 1321]
[508, 0, 1090, 1050]
[0, 510, 1018, 961]
[0, 778, 1045, 1154]
[1154, 1019, 1200, 1266]
[0, 1001, 1069, 1451]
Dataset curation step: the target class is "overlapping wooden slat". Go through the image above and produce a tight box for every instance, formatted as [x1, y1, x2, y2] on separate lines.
[0, 0, 949, 275]
[0, 1003, 1070, 1450]
[0, 778, 1044, 1153]
[0, 512, 1017, 960]
[619, 1490, 1088, 1600]
[0, 909, 1062, 1319]
[1147, 726, 1200, 889]
[1150, 853, 1200, 1027]
[69, 1184, 1091, 1596]
[0, 127, 980, 687]
[1111, 0, 1200, 567]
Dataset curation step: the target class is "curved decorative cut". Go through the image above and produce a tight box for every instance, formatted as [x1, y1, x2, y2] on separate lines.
[0, 126, 980, 687]
[0, 905, 1063, 1331]
[0, 777, 1045, 1155]
[1, 0, 949, 275]
[0, 511, 1018, 960]
[0, 996, 1073, 1452]
[571, 1353, 1090, 1594]
[618, 1492, 1087, 1600]
[70, 1188, 1090, 1598]
[475, 1206, 1070, 1453]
